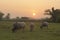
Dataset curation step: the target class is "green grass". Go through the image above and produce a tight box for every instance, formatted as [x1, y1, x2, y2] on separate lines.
[0, 21, 60, 40]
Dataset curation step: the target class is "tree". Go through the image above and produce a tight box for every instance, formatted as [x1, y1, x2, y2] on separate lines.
[16, 17, 20, 20]
[0, 12, 4, 20]
[5, 13, 10, 19]
[44, 7, 60, 22]
[21, 17, 29, 19]
[54, 9, 60, 22]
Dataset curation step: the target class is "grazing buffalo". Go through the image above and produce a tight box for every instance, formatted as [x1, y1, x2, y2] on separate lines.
[40, 21, 49, 30]
[29, 22, 35, 32]
[12, 22, 25, 32]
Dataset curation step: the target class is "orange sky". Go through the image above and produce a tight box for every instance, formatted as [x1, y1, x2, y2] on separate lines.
[0, 0, 60, 19]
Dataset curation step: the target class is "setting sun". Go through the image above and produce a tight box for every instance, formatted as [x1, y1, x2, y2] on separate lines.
[33, 13, 36, 16]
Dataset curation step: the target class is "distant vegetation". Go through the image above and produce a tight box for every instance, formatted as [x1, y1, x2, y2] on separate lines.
[0, 7, 60, 23]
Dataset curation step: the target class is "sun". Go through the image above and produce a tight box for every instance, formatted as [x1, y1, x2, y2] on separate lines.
[33, 13, 36, 16]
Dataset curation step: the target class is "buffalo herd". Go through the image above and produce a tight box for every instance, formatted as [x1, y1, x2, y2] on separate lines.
[12, 21, 49, 32]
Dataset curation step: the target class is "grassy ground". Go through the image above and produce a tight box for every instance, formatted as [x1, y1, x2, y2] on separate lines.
[0, 21, 60, 40]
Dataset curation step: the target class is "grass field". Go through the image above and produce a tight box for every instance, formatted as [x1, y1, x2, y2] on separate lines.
[0, 21, 60, 40]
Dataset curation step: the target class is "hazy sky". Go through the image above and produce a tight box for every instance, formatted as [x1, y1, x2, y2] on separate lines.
[0, 0, 60, 19]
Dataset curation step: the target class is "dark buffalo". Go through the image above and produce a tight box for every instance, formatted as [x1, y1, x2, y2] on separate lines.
[29, 22, 35, 32]
[40, 21, 49, 30]
[12, 22, 25, 32]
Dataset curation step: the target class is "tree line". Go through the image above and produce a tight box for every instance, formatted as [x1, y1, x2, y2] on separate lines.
[0, 7, 60, 23]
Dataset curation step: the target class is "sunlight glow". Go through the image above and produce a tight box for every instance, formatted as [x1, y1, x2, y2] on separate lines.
[33, 13, 36, 16]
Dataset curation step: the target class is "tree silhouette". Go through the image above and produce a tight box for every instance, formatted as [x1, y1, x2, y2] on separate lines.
[5, 13, 10, 19]
[44, 7, 60, 22]
[0, 12, 4, 20]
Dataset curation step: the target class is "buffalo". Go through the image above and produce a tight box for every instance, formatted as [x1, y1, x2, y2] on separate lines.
[12, 22, 25, 32]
